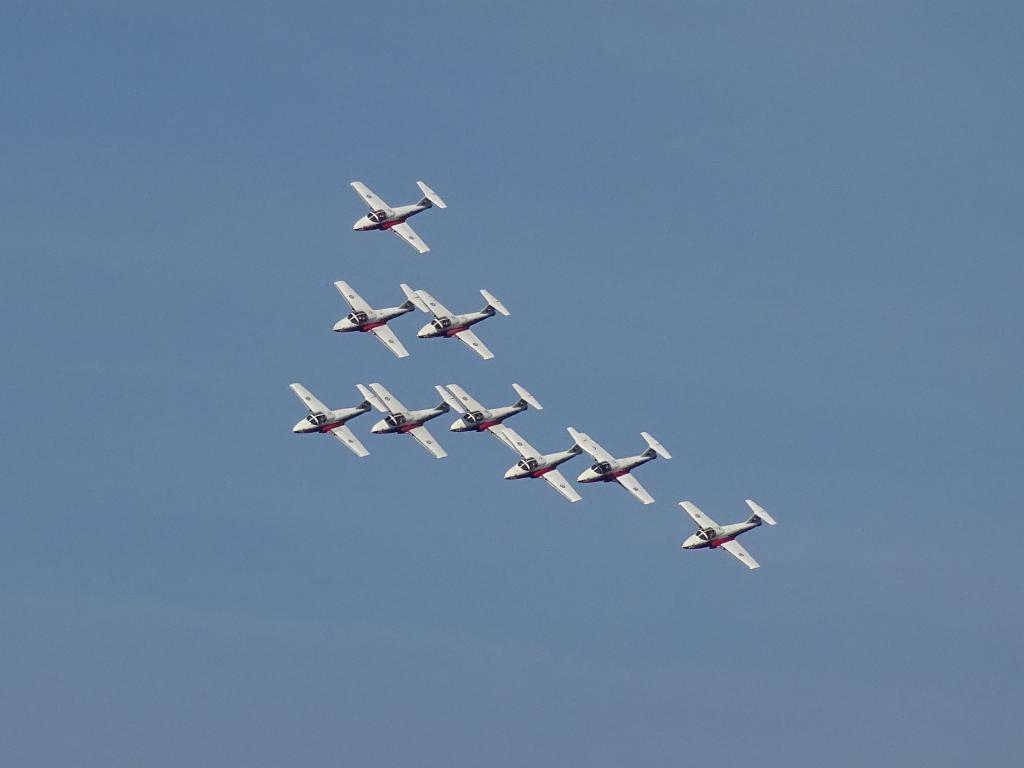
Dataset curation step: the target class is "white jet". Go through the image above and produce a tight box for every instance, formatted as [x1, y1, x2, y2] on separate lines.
[680, 500, 777, 570]
[357, 383, 450, 459]
[331, 280, 417, 358]
[289, 382, 371, 457]
[350, 180, 446, 254]
[496, 426, 584, 503]
[567, 427, 671, 505]
[435, 383, 543, 443]
[402, 284, 510, 360]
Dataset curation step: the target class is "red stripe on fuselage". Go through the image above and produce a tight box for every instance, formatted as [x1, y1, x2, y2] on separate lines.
[601, 469, 631, 480]
[444, 327, 470, 337]
[361, 321, 386, 331]
[317, 422, 345, 433]
[709, 536, 737, 548]
[531, 466, 554, 478]
[380, 216, 410, 230]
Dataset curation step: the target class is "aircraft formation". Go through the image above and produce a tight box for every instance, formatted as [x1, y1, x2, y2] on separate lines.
[290, 180, 777, 570]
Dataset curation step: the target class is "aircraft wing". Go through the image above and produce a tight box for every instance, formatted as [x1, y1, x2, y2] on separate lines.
[454, 329, 494, 360]
[486, 423, 510, 444]
[494, 427, 540, 459]
[615, 472, 655, 505]
[543, 470, 582, 503]
[679, 501, 720, 529]
[720, 539, 760, 570]
[370, 325, 410, 358]
[567, 428, 614, 462]
[333, 280, 372, 312]
[389, 222, 429, 253]
[415, 290, 454, 318]
[408, 425, 447, 459]
[350, 181, 392, 212]
[289, 383, 330, 414]
[368, 383, 407, 414]
[444, 384, 485, 413]
[329, 425, 369, 458]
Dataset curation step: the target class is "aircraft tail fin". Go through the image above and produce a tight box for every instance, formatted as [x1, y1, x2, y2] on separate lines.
[511, 383, 542, 410]
[435, 385, 465, 413]
[745, 499, 777, 526]
[480, 289, 510, 316]
[641, 431, 672, 460]
[416, 181, 447, 209]
[356, 384, 388, 413]
[400, 283, 430, 313]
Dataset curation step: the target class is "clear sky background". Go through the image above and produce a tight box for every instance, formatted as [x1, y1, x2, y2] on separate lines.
[2, 2, 1022, 765]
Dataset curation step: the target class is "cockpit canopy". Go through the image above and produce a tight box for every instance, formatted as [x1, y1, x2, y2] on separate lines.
[464, 410, 486, 424]
[306, 413, 328, 426]
[431, 317, 453, 330]
[385, 413, 406, 427]
[348, 310, 369, 324]
[591, 461, 613, 473]
[697, 527, 716, 541]
[517, 457, 539, 471]
[368, 209, 388, 224]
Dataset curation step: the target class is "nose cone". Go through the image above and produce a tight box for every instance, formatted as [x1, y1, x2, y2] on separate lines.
[682, 534, 700, 549]
[292, 419, 309, 434]
[576, 468, 596, 482]
[417, 323, 433, 338]
[503, 466, 522, 480]
[371, 419, 387, 434]
[353, 217, 367, 231]
[450, 419, 467, 432]
[332, 319, 351, 332]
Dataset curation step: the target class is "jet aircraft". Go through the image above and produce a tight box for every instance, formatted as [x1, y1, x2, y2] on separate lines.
[497, 426, 583, 503]
[331, 280, 416, 358]
[680, 499, 777, 570]
[289, 382, 371, 457]
[403, 284, 510, 360]
[357, 383, 450, 459]
[567, 427, 671, 505]
[436, 383, 542, 441]
[350, 180, 446, 253]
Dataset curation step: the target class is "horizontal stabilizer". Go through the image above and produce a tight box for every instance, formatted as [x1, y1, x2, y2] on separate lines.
[641, 431, 671, 459]
[416, 180, 447, 209]
[745, 499, 777, 525]
[480, 289, 510, 316]
[512, 383, 542, 410]
[400, 283, 430, 313]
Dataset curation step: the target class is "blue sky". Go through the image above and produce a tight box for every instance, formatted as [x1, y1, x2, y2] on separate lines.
[2, 2, 1022, 765]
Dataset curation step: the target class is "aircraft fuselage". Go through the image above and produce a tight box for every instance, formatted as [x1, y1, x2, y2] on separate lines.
[371, 405, 449, 435]
[333, 303, 414, 333]
[576, 451, 656, 483]
[417, 308, 494, 339]
[451, 402, 528, 433]
[682, 520, 761, 550]
[353, 203, 430, 232]
[504, 446, 583, 480]
[292, 403, 371, 434]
